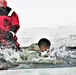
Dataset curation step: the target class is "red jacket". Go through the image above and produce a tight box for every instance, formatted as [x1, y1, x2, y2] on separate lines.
[0, 2, 20, 48]
[0, 7, 20, 33]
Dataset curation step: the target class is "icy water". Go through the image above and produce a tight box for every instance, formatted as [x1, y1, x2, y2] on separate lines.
[0, 47, 76, 70]
[9, 55, 76, 69]
[9, 63, 76, 70]
[8, 47, 76, 70]
[7, 27, 76, 70]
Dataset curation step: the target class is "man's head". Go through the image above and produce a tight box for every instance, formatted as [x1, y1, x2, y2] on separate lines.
[0, 0, 6, 7]
[38, 38, 51, 52]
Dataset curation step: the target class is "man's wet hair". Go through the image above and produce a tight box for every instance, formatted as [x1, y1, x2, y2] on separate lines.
[38, 38, 51, 47]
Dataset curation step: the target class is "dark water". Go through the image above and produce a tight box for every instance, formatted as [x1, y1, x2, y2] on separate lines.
[8, 57, 76, 70]
[0, 57, 75, 70]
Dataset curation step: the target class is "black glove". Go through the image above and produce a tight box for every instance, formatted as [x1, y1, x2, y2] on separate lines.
[10, 26, 18, 32]
[5, 32, 13, 41]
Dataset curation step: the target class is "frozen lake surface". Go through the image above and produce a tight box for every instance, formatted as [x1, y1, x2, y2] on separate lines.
[0, 68, 76, 75]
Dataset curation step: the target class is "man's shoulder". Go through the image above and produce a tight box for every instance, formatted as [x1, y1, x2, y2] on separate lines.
[6, 6, 12, 11]
[6, 6, 16, 16]
[30, 43, 38, 47]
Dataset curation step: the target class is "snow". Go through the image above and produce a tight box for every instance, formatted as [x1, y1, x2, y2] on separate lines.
[0, 67, 76, 75]
[8, 0, 76, 28]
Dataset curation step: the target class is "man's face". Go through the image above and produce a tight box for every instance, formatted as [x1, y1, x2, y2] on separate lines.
[40, 46, 50, 52]
[0, 0, 6, 7]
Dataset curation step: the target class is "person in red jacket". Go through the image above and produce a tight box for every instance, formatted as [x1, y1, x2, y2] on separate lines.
[0, 0, 20, 50]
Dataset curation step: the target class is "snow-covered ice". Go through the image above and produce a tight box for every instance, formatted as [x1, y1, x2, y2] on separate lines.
[17, 26, 76, 48]
[0, 68, 76, 75]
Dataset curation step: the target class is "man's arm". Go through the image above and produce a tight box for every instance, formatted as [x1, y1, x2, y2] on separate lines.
[11, 12, 20, 33]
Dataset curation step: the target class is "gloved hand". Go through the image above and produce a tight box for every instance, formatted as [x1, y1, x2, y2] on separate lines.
[5, 31, 13, 41]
